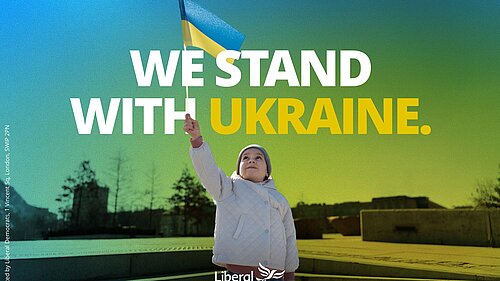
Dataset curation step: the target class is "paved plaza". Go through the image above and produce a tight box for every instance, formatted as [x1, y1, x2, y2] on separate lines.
[11, 234, 500, 280]
[298, 234, 500, 279]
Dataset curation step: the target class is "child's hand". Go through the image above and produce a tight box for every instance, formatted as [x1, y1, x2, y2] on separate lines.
[184, 114, 201, 139]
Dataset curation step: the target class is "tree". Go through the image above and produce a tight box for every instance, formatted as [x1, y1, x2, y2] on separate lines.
[472, 166, 500, 208]
[146, 162, 161, 228]
[108, 151, 131, 227]
[167, 167, 214, 235]
[55, 176, 75, 225]
[55, 161, 107, 229]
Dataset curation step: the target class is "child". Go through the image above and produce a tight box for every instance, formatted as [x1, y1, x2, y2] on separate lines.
[184, 114, 299, 281]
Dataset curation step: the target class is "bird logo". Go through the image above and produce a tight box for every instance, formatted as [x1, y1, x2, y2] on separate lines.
[256, 262, 285, 280]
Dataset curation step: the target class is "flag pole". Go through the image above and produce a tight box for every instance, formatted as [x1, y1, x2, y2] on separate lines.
[180, 0, 190, 113]
[183, 44, 189, 113]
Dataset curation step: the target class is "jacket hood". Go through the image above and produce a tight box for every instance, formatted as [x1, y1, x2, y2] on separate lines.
[230, 171, 277, 190]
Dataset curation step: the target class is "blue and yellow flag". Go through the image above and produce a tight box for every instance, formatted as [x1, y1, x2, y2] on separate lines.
[178, 0, 245, 62]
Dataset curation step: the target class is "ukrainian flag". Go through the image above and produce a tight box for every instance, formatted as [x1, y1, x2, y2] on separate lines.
[179, 0, 245, 63]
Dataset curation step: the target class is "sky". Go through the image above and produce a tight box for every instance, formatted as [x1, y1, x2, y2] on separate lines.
[1, 0, 499, 215]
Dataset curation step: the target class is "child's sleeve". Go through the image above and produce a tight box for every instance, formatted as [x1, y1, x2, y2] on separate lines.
[189, 141, 234, 201]
[283, 202, 299, 273]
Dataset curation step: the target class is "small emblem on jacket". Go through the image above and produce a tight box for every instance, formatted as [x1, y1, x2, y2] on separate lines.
[256, 262, 285, 280]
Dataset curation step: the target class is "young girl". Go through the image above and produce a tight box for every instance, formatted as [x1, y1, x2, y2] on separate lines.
[184, 114, 299, 281]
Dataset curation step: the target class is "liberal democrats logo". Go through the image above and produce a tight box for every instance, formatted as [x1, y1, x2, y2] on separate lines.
[214, 263, 285, 281]
[257, 262, 285, 280]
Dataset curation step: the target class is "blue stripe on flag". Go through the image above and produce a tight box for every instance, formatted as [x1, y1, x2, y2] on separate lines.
[180, 0, 245, 52]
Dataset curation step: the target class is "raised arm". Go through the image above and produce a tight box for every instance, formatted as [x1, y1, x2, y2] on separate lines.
[184, 114, 233, 201]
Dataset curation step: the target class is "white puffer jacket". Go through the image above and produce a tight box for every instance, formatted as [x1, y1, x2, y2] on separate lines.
[190, 142, 299, 272]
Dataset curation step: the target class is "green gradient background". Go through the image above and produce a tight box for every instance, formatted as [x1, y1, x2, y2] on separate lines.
[1, 0, 499, 214]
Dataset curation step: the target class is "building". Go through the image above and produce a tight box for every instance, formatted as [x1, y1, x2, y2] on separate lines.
[161, 204, 216, 237]
[371, 196, 444, 209]
[292, 196, 446, 237]
[293, 195, 445, 219]
[71, 182, 109, 229]
[113, 209, 164, 235]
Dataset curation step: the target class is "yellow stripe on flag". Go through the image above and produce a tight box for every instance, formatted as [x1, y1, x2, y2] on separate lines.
[182, 20, 235, 64]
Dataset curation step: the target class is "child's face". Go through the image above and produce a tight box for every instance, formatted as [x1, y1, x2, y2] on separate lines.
[239, 148, 267, 182]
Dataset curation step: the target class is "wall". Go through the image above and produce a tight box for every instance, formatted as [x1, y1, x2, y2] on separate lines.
[361, 209, 499, 247]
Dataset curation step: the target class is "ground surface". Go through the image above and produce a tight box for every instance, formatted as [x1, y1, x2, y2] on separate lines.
[11, 234, 500, 279]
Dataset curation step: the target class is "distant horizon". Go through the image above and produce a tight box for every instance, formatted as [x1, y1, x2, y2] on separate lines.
[1, 177, 478, 217]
